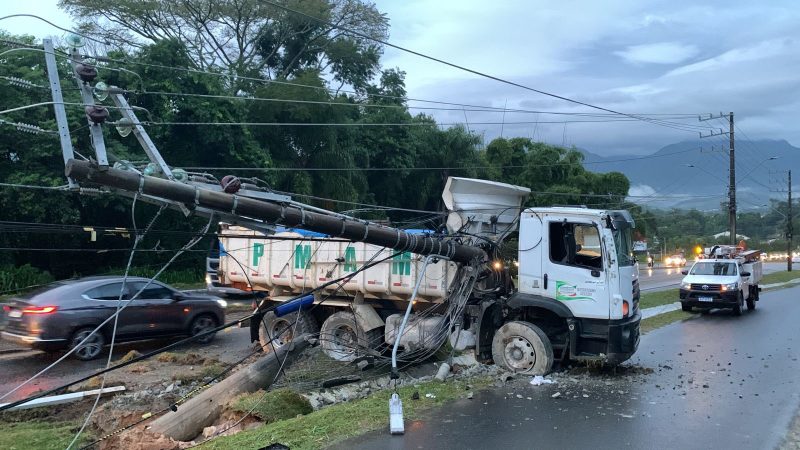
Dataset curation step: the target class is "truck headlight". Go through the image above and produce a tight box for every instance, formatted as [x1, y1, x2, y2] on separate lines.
[722, 283, 737, 291]
[216, 299, 228, 308]
[681, 282, 691, 290]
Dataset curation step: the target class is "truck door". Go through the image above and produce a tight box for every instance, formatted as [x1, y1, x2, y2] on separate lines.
[542, 219, 609, 319]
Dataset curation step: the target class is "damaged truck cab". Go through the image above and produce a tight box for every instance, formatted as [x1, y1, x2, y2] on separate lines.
[475, 207, 641, 373]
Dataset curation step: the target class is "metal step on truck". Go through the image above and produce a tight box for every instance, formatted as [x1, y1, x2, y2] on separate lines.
[210, 177, 642, 374]
[679, 245, 763, 315]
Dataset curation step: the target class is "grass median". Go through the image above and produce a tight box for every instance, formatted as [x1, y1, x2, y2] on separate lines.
[200, 377, 491, 450]
[761, 270, 800, 285]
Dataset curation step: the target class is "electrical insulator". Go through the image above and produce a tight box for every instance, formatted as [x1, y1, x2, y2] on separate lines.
[220, 175, 242, 194]
[76, 63, 98, 82]
[3, 76, 42, 90]
[14, 122, 47, 134]
[85, 105, 109, 124]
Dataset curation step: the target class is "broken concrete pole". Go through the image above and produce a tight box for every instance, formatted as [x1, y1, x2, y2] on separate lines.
[148, 336, 311, 442]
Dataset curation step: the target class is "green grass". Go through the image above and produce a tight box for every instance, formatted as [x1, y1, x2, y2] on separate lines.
[761, 271, 800, 285]
[639, 289, 680, 309]
[200, 377, 490, 450]
[640, 310, 693, 334]
[231, 389, 312, 424]
[0, 421, 87, 449]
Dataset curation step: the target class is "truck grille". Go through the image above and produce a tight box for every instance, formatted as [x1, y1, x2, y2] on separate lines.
[690, 283, 721, 291]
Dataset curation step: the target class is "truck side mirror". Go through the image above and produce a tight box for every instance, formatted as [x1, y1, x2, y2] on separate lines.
[741, 271, 751, 277]
[681, 270, 688, 275]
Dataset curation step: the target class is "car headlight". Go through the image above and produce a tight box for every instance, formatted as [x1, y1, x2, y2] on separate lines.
[681, 282, 691, 290]
[722, 283, 737, 291]
[216, 299, 228, 308]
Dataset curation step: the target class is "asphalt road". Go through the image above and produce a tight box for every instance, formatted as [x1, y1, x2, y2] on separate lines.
[342, 283, 800, 450]
[0, 319, 253, 404]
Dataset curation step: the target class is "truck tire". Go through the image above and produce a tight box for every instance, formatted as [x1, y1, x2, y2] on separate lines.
[258, 310, 318, 354]
[491, 321, 553, 375]
[320, 312, 382, 362]
[733, 292, 744, 316]
[681, 302, 692, 312]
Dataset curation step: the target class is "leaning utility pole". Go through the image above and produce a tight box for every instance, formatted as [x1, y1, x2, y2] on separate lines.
[728, 112, 736, 245]
[789, 170, 793, 271]
[700, 112, 736, 244]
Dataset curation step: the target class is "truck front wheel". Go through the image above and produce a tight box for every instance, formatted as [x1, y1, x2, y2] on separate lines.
[733, 292, 744, 316]
[491, 321, 553, 375]
[320, 312, 383, 362]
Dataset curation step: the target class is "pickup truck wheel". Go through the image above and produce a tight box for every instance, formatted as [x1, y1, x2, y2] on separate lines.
[746, 289, 756, 311]
[491, 321, 553, 375]
[258, 310, 318, 354]
[320, 312, 382, 362]
[733, 292, 744, 316]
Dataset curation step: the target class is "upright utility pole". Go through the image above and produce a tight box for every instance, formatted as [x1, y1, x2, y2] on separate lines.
[728, 112, 736, 245]
[699, 112, 736, 244]
[789, 170, 793, 271]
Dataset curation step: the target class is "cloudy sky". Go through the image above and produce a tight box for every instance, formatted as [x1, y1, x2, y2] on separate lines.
[3, 0, 799, 161]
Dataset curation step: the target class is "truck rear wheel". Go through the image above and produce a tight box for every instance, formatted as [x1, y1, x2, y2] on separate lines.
[258, 310, 318, 354]
[746, 288, 756, 311]
[491, 321, 553, 375]
[320, 312, 382, 362]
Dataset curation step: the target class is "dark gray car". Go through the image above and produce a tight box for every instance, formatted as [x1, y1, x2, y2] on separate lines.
[1, 276, 225, 360]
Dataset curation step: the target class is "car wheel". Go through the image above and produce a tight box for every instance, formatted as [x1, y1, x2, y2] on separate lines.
[733, 292, 744, 316]
[70, 327, 105, 361]
[190, 315, 218, 344]
[491, 321, 553, 375]
[258, 310, 318, 354]
[681, 303, 692, 312]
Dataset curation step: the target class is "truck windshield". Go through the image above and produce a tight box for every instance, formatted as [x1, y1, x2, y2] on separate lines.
[612, 227, 635, 266]
[690, 262, 737, 276]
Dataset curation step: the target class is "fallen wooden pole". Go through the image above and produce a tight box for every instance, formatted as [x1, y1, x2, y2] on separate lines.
[65, 159, 486, 265]
[147, 336, 312, 442]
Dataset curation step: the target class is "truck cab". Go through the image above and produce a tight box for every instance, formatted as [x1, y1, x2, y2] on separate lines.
[498, 207, 641, 366]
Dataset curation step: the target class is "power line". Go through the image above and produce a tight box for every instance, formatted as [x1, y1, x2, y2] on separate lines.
[258, 0, 715, 135]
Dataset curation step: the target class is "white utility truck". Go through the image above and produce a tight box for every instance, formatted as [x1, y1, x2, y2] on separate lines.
[679, 245, 762, 315]
[212, 178, 642, 373]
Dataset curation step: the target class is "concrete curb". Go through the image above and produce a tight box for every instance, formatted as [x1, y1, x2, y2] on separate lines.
[762, 278, 800, 290]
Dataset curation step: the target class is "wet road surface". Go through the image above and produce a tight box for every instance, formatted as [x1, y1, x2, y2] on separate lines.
[0, 322, 252, 403]
[341, 283, 800, 450]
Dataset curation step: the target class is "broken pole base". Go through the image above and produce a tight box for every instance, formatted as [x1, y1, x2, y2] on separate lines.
[147, 336, 311, 442]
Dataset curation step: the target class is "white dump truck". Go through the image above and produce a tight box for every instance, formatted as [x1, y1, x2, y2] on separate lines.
[211, 178, 642, 373]
[679, 245, 762, 315]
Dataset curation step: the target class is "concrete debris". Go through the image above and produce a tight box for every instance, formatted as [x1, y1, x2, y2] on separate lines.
[425, 393, 436, 399]
[467, 392, 473, 399]
[529, 375, 555, 386]
[551, 392, 562, 398]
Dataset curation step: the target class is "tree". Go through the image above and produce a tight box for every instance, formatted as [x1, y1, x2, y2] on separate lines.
[59, 0, 388, 92]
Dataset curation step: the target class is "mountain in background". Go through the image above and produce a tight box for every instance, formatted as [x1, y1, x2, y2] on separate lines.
[581, 139, 800, 210]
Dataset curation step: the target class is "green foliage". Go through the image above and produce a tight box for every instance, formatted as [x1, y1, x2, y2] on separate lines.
[0, 264, 54, 293]
[0, 421, 87, 449]
[231, 389, 313, 424]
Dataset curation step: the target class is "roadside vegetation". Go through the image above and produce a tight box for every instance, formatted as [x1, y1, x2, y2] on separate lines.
[0, 421, 87, 450]
[202, 377, 490, 450]
[761, 270, 800, 285]
[639, 289, 679, 309]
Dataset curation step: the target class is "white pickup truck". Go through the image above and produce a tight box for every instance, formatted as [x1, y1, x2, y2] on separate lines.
[679, 246, 762, 315]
